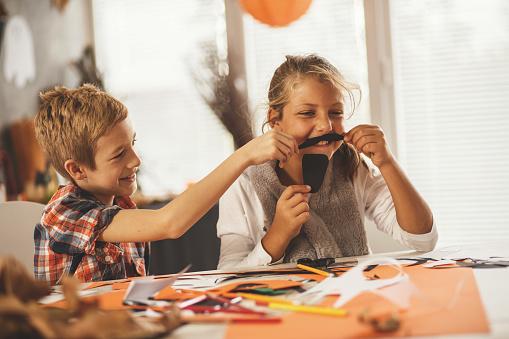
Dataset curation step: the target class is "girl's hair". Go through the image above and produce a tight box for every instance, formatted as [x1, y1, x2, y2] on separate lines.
[264, 54, 361, 181]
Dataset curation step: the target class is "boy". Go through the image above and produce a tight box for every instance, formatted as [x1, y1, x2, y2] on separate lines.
[34, 84, 298, 285]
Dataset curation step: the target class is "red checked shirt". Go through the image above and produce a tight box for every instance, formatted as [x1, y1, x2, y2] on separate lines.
[34, 184, 146, 285]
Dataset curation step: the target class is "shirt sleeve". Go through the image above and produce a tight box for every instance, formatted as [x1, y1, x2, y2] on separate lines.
[217, 175, 274, 269]
[360, 161, 438, 252]
[43, 195, 122, 255]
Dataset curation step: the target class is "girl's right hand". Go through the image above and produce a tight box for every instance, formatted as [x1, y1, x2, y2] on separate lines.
[241, 129, 298, 167]
[261, 185, 311, 261]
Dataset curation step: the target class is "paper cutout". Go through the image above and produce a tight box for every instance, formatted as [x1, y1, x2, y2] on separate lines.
[423, 259, 457, 268]
[302, 154, 329, 193]
[154, 287, 204, 301]
[2, 15, 36, 88]
[298, 133, 344, 149]
[123, 276, 177, 306]
[123, 265, 190, 305]
[298, 258, 409, 308]
[211, 279, 303, 295]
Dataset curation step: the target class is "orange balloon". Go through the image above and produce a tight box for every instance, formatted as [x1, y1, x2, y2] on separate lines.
[239, 0, 313, 27]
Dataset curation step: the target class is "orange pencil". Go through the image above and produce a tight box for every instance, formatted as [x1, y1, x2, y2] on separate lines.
[297, 264, 332, 277]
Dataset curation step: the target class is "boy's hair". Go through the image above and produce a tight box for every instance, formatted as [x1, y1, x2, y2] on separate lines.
[264, 54, 361, 180]
[34, 84, 128, 181]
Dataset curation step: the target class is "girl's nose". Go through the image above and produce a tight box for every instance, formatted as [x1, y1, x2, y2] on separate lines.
[315, 114, 333, 133]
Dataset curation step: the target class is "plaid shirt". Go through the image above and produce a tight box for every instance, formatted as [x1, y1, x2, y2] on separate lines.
[34, 184, 146, 285]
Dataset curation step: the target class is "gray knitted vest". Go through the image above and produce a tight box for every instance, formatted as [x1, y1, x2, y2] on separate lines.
[247, 155, 369, 262]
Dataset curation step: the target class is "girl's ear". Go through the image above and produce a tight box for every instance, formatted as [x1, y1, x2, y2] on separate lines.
[64, 159, 87, 182]
[268, 108, 280, 128]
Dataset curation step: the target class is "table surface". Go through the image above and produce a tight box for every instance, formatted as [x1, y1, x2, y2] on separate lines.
[60, 242, 508, 339]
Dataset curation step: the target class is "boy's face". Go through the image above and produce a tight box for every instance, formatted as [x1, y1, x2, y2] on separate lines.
[80, 118, 141, 205]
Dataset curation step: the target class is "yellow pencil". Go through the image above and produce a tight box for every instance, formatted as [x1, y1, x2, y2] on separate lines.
[237, 293, 294, 305]
[268, 302, 348, 317]
[297, 263, 332, 277]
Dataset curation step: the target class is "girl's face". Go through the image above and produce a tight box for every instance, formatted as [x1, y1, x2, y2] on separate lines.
[271, 76, 345, 160]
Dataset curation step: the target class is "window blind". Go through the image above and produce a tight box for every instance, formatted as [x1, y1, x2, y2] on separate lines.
[389, 0, 509, 245]
[242, 0, 371, 134]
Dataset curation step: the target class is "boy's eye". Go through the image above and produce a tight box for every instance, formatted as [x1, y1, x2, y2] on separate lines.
[132, 138, 137, 146]
[113, 150, 125, 159]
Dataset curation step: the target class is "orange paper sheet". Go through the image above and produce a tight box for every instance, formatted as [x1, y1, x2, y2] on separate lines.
[154, 287, 205, 301]
[45, 289, 128, 311]
[226, 266, 490, 338]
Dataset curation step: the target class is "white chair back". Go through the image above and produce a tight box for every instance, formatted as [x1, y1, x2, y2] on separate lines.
[0, 201, 45, 272]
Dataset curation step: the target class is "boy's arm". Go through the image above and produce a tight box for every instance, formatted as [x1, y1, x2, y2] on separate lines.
[99, 130, 298, 242]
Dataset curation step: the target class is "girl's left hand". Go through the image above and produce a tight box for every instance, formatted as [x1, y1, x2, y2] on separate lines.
[344, 124, 395, 169]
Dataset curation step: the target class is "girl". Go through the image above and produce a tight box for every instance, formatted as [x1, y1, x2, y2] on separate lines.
[217, 55, 437, 268]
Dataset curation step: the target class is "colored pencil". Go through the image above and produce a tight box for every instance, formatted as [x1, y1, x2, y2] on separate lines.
[297, 264, 332, 277]
[268, 302, 348, 317]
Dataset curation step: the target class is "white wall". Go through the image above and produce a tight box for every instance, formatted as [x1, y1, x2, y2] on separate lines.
[0, 0, 93, 131]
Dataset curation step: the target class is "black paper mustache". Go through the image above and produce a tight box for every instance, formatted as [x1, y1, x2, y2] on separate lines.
[298, 133, 344, 149]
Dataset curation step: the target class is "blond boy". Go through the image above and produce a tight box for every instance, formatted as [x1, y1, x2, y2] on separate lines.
[34, 84, 299, 285]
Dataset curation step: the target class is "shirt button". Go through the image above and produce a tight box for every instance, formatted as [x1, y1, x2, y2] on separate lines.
[105, 255, 112, 262]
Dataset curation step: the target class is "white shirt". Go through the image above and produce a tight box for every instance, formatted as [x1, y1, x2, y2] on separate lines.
[217, 160, 438, 269]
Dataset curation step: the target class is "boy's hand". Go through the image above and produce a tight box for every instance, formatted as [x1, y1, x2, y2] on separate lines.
[344, 124, 395, 169]
[242, 129, 298, 167]
[262, 185, 311, 261]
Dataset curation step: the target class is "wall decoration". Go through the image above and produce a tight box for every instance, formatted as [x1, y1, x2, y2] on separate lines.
[0, 1, 7, 53]
[239, 0, 312, 27]
[51, 0, 69, 12]
[2, 15, 35, 88]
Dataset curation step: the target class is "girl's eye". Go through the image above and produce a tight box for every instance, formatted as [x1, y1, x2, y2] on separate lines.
[299, 111, 315, 116]
[132, 138, 137, 146]
[329, 111, 344, 117]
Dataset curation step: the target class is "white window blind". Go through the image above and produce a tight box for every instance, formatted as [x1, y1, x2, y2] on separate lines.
[242, 0, 371, 134]
[92, 0, 233, 195]
[389, 0, 509, 245]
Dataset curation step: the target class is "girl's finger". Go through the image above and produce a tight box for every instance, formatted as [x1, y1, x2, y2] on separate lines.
[292, 201, 310, 216]
[359, 142, 376, 156]
[344, 124, 371, 142]
[350, 128, 381, 146]
[280, 185, 312, 201]
[286, 193, 308, 208]
[345, 125, 381, 143]
[354, 135, 382, 152]
[296, 211, 311, 224]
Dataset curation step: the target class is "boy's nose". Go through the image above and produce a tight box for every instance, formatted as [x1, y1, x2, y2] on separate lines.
[129, 149, 142, 168]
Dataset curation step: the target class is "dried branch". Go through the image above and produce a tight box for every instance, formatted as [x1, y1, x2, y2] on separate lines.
[192, 41, 254, 149]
